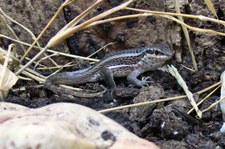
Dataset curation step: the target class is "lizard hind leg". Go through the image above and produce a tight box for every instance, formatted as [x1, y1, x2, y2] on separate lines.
[99, 66, 116, 89]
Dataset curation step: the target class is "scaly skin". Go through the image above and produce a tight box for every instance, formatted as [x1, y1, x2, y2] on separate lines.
[45, 44, 173, 97]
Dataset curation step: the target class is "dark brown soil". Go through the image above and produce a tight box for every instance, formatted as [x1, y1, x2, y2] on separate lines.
[1, 0, 225, 148]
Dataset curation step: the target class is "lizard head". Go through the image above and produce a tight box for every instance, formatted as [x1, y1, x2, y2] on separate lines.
[138, 44, 174, 70]
[144, 44, 174, 61]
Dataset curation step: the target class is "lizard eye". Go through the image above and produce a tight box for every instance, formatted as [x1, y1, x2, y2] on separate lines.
[155, 50, 160, 55]
[143, 47, 164, 55]
[145, 49, 154, 54]
[154, 49, 164, 55]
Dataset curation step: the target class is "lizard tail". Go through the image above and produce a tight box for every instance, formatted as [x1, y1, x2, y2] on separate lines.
[44, 80, 107, 98]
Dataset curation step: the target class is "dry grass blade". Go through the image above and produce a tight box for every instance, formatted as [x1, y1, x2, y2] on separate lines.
[23, 67, 46, 80]
[168, 65, 202, 118]
[198, 82, 221, 94]
[46, 49, 99, 62]
[60, 0, 104, 32]
[126, 7, 225, 26]
[174, 0, 197, 71]
[204, 0, 218, 19]
[202, 96, 225, 113]
[34, 53, 59, 69]
[84, 12, 225, 37]
[63, 0, 76, 6]
[99, 95, 187, 113]
[47, 0, 134, 48]
[21, 70, 45, 83]
[0, 34, 99, 63]
[87, 42, 116, 58]
[83, 13, 152, 28]
[0, 44, 18, 100]
[46, 62, 73, 77]
[187, 84, 221, 114]
[16, 46, 47, 75]
[37, 64, 75, 70]
[99, 82, 221, 113]
[163, 15, 225, 36]
[180, 64, 196, 72]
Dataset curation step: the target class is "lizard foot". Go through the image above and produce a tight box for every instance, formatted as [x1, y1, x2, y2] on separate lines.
[141, 76, 154, 86]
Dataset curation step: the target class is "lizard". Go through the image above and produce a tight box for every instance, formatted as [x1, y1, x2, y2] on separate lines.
[44, 43, 174, 98]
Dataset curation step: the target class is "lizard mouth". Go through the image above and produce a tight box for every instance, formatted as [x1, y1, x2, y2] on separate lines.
[149, 54, 172, 61]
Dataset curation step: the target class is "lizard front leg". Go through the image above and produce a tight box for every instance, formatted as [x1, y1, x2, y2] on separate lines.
[127, 69, 153, 87]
